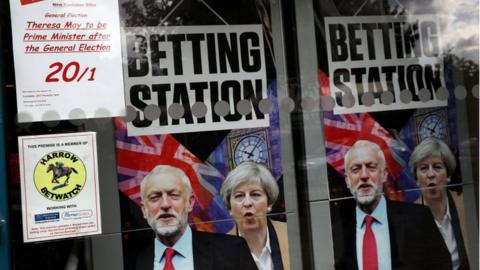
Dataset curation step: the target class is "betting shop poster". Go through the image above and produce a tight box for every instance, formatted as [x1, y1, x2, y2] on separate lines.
[320, 14, 462, 202]
[122, 24, 269, 135]
[117, 0, 288, 268]
[18, 132, 101, 242]
[9, 0, 125, 122]
[321, 13, 471, 267]
[324, 15, 447, 114]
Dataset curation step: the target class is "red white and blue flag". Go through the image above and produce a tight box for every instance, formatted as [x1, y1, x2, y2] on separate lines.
[319, 70, 419, 202]
[323, 111, 419, 202]
[114, 118, 232, 232]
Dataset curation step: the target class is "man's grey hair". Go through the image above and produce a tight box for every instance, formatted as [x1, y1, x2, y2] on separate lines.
[409, 138, 456, 178]
[220, 162, 279, 209]
[344, 140, 386, 173]
[140, 165, 192, 201]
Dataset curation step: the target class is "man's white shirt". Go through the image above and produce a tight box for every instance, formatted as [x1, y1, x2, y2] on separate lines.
[153, 226, 194, 270]
[356, 196, 392, 270]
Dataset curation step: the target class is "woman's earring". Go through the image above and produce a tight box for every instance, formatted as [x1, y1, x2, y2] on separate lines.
[267, 207, 272, 212]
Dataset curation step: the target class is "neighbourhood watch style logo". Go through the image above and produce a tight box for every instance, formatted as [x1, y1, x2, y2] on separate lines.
[34, 151, 86, 201]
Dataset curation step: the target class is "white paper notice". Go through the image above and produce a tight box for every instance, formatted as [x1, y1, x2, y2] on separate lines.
[18, 132, 101, 242]
[324, 15, 447, 114]
[9, 0, 125, 122]
[122, 25, 270, 135]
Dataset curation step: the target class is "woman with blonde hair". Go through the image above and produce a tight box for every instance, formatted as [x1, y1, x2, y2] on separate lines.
[409, 138, 470, 270]
[221, 162, 290, 270]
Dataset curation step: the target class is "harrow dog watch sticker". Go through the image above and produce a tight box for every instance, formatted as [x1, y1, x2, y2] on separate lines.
[18, 132, 101, 242]
[34, 151, 86, 201]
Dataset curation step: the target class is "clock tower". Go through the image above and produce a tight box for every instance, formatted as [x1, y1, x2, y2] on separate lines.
[413, 108, 450, 144]
[227, 128, 272, 170]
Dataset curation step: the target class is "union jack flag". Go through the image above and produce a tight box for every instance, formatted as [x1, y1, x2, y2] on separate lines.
[324, 112, 419, 202]
[114, 118, 232, 232]
[324, 112, 403, 176]
[319, 69, 419, 202]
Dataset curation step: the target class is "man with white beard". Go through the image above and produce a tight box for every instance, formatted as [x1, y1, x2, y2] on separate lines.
[133, 165, 257, 270]
[332, 140, 452, 270]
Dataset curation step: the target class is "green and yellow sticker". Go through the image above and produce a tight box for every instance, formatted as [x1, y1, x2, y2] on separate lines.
[34, 151, 86, 201]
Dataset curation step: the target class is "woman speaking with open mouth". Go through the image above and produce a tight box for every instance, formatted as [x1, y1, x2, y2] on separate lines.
[220, 162, 289, 270]
[409, 138, 470, 270]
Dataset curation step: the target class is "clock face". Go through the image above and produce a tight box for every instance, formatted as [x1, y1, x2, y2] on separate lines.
[418, 114, 448, 141]
[233, 135, 268, 166]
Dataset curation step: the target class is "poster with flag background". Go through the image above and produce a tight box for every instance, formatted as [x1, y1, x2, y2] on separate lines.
[316, 9, 465, 203]
[116, 3, 287, 267]
[115, 81, 284, 233]
[318, 68, 461, 203]
[316, 2, 476, 268]
[116, 0, 283, 227]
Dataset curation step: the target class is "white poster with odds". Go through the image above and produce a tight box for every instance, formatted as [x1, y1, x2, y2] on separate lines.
[18, 132, 101, 242]
[9, 0, 125, 122]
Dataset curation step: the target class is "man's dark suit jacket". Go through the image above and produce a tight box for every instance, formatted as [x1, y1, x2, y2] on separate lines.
[125, 229, 258, 270]
[332, 198, 452, 270]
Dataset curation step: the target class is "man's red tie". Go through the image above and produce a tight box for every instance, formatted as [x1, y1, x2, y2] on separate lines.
[163, 248, 176, 270]
[363, 215, 378, 270]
